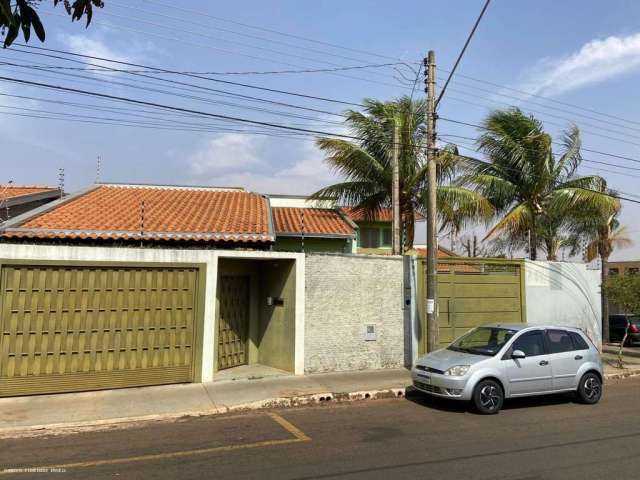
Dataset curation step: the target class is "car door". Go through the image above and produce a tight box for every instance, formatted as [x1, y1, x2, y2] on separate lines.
[545, 329, 581, 391]
[503, 330, 553, 396]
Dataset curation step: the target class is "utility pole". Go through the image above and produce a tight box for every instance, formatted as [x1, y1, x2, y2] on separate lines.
[424, 50, 439, 352]
[392, 120, 401, 255]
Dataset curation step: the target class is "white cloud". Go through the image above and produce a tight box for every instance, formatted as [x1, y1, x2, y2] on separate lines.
[58, 33, 132, 66]
[514, 32, 640, 97]
[186, 133, 338, 195]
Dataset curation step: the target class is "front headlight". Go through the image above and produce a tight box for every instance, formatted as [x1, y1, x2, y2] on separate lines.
[445, 365, 470, 376]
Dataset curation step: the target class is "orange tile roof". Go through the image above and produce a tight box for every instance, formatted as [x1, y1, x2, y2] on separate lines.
[343, 207, 425, 222]
[1, 186, 58, 199]
[411, 247, 453, 258]
[2, 185, 273, 244]
[272, 207, 355, 237]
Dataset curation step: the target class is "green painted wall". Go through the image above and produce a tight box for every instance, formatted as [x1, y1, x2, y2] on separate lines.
[355, 221, 392, 253]
[274, 237, 351, 253]
[258, 260, 296, 372]
[215, 258, 296, 373]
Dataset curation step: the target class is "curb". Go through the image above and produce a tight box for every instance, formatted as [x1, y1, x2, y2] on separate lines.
[604, 369, 640, 381]
[602, 346, 640, 359]
[0, 388, 406, 440]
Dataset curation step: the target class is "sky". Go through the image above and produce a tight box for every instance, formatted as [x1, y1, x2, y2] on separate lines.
[1, 0, 639, 260]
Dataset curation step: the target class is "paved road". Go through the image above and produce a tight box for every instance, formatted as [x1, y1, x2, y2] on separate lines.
[2, 377, 640, 479]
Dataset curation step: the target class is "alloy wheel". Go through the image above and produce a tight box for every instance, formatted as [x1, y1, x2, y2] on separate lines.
[479, 385, 500, 410]
[584, 377, 601, 400]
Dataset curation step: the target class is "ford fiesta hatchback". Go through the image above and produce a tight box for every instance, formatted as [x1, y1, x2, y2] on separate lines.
[412, 324, 603, 414]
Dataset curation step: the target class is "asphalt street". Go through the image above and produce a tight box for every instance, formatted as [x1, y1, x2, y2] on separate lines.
[1, 377, 639, 479]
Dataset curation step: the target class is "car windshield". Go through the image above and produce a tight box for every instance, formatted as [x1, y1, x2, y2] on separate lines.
[630, 315, 640, 326]
[447, 327, 517, 356]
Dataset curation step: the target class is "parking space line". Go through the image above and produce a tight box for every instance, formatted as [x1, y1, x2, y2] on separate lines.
[268, 412, 311, 441]
[0, 413, 311, 475]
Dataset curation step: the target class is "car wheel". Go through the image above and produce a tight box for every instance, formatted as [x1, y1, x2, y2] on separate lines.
[473, 379, 503, 414]
[577, 373, 602, 404]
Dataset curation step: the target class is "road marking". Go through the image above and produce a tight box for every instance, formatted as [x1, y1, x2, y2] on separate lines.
[268, 412, 311, 441]
[0, 412, 311, 475]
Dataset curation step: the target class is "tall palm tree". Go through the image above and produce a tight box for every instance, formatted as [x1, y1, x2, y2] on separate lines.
[571, 208, 631, 343]
[466, 108, 617, 260]
[312, 96, 491, 250]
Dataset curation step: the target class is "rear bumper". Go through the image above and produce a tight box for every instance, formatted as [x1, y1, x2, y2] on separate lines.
[411, 370, 472, 400]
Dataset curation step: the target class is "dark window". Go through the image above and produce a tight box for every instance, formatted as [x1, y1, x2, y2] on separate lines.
[360, 228, 380, 248]
[511, 331, 546, 357]
[569, 332, 589, 350]
[609, 268, 619, 276]
[628, 267, 639, 275]
[609, 316, 626, 328]
[546, 329, 575, 354]
[382, 228, 392, 246]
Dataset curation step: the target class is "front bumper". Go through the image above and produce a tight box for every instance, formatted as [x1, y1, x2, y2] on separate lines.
[411, 369, 472, 400]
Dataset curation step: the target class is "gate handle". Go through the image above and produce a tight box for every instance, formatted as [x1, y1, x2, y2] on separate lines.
[539, 360, 549, 366]
[574, 355, 583, 360]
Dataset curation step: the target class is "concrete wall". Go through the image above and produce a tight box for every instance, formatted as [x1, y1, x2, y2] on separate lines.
[304, 253, 405, 373]
[0, 244, 306, 380]
[274, 237, 352, 254]
[524, 260, 602, 346]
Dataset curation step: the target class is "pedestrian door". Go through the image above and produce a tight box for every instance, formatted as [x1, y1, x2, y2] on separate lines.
[217, 276, 249, 370]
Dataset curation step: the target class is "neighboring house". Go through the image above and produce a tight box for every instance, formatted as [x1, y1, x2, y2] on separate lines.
[342, 207, 426, 255]
[268, 194, 357, 253]
[608, 260, 640, 276]
[0, 183, 274, 248]
[0, 186, 60, 222]
[272, 207, 356, 253]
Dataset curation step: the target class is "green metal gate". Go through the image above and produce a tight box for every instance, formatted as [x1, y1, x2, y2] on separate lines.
[0, 264, 199, 397]
[418, 259, 525, 354]
[217, 275, 250, 370]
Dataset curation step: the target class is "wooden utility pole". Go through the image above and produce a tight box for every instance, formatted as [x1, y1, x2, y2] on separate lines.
[392, 120, 401, 255]
[425, 50, 439, 352]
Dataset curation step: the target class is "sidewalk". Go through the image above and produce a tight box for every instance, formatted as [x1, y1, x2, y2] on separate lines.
[1, 360, 639, 439]
[0, 369, 410, 439]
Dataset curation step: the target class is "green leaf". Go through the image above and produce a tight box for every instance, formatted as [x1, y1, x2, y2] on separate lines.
[0, 0, 11, 24]
[3, 14, 20, 48]
[29, 8, 45, 42]
[20, 11, 31, 43]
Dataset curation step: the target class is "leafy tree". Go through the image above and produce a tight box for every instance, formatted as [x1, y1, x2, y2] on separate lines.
[603, 274, 640, 367]
[0, 0, 103, 48]
[465, 108, 617, 261]
[312, 96, 492, 251]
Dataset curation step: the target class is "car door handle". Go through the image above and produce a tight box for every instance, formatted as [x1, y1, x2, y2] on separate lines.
[575, 355, 583, 360]
[539, 360, 549, 366]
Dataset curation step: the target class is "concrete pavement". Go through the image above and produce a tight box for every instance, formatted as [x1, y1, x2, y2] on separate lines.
[2, 377, 640, 479]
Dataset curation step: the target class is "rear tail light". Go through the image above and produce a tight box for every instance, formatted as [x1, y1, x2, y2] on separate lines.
[629, 324, 640, 334]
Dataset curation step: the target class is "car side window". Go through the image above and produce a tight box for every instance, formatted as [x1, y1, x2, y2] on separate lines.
[569, 332, 589, 350]
[511, 331, 546, 357]
[546, 329, 575, 354]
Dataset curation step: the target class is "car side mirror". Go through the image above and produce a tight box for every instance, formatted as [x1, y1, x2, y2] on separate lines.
[512, 350, 526, 359]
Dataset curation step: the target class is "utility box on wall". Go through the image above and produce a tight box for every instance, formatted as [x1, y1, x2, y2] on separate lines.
[365, 324, 377, 341]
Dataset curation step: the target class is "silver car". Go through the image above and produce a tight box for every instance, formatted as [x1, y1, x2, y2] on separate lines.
[412, 324, 603, 414]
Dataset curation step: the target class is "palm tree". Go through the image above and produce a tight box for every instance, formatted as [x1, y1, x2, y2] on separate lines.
[570, 208, 631, 343]
[466, 108, 617, 260]
[312, 96, 491, 250]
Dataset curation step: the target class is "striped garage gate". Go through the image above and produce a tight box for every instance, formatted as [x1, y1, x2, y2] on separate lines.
[0, 264, 200, 397]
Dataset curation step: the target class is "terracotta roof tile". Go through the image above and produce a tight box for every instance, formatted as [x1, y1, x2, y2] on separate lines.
[272, 207, 355, 236]
[1, 186, 58, 199]
[343, 207, 425, 222]
[2, 185, 272, 244]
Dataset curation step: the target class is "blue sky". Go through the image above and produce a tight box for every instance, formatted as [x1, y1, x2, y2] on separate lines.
[1, 0, 639, 259]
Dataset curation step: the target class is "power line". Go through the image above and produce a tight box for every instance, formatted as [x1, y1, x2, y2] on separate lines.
[435, 0, 491, 108]
[439, 117, 640, 165]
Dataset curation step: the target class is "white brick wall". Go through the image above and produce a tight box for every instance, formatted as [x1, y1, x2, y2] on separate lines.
[304, 253, 405, 373]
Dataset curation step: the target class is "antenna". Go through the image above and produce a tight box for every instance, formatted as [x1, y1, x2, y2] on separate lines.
[140, 200, 145, 247]
[300, 209, 305, 253]
[58, 168, 65, 198]
[0, 180, 14, 222]
[96, 155, 102, 183]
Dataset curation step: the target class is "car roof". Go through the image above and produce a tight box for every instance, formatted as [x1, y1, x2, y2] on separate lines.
[482, 323, 584, 333]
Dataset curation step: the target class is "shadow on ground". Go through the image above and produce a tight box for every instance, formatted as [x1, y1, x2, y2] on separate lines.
[405, 386, 576, 414]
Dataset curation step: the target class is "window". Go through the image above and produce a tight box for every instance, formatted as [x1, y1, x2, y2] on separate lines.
[382, 228, 392, 247]
[546, 329, 575, 354]
[569, 332, 589, 351]
[627, 267, 639, 275]
[359, 228, 380, 248]
[609, 268, 619, 276]
[511, 331, 546, 357]
[448, 327, 516, 356]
